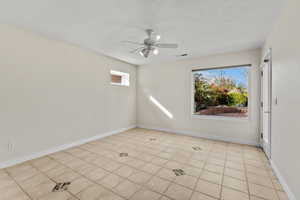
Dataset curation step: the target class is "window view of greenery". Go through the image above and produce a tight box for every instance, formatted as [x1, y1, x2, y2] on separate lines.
[193, 66, 249, 118]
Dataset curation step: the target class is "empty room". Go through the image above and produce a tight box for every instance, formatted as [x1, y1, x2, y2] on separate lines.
[0, 0, 299, 200]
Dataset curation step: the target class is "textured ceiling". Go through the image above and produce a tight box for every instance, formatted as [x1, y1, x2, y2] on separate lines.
[0, 0, 283, 65]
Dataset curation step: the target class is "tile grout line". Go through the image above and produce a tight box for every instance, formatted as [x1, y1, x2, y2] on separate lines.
[60, 148, 182, 200]
[242, 145, 251, 200]
[219, 143, 228, 200]
[155, 143, 208, 200]
[73, 138, 208, 191]
[188, 145, 221, 200]
[188, 157, 207, 200]
[70, 144, 193, 199]
[244, 148, 282, 200]
[1, 130, 287, 200]
[89, 135, 217, 200]
[45, 155, 131, 200]
[265, 154, 282, 200]
[3, 168, 34, 200]
[27, 159, 80, 200]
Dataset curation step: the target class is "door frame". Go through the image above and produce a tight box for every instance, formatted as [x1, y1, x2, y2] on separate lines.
[260, 48, 272, 159]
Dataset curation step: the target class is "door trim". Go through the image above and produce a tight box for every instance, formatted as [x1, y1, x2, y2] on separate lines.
[260, 48, 272, 159]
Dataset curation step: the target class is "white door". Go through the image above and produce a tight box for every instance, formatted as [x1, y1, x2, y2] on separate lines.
[261, 51, 272, 159]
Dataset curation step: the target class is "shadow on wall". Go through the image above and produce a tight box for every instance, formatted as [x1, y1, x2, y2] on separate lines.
[149, 96, 173, 119]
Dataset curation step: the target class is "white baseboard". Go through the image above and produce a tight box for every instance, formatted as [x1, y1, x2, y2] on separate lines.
[137, 125, 259, 146]
[0, 125, 136, 169]
[270, 159, 297, 200]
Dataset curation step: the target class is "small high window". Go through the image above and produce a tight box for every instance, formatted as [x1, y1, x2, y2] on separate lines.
[110, 70, 130, 86]
[192, 65, 250, 118]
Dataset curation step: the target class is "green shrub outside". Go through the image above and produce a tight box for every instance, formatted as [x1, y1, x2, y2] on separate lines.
[194, 73, 248, 112]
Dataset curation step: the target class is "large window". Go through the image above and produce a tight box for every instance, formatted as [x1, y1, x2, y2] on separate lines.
[192, 65, 250, 118]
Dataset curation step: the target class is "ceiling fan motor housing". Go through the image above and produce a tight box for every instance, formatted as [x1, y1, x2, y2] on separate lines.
[144, 38, 156, 46]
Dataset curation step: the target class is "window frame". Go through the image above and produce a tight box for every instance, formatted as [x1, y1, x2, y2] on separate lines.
[190, 64, 252, 121]
[110, 70, 130, 87]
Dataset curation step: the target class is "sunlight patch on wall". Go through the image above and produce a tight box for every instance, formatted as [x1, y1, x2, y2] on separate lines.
[149, 96, 173, 119]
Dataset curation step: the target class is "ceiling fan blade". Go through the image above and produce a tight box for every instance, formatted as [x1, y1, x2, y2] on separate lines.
[130, 47, 144, 53]
[155, 43, 178, 48]
[121, 41, 143, 45]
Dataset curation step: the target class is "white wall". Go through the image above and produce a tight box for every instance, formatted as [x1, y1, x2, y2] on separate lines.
[263, 0, 300, 199]
[137, 49, 261, 145]
[0, 24, 136, 165]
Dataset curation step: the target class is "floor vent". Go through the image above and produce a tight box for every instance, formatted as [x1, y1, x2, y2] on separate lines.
[119, 153, 128, 157]
[192, 146, 202, 151]
[172, 169, 185, 176]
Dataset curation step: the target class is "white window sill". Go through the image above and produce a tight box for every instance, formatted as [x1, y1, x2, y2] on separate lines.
[191, 114, 249, 122]
[110, 83, 129, 87]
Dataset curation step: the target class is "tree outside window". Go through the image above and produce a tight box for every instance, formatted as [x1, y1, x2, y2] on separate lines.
[193, 65, 249, 118]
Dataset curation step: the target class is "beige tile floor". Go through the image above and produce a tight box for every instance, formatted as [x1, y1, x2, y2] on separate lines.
[0, 128, 289, 200]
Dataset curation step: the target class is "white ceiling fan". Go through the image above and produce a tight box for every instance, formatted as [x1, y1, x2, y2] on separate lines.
[123, 29, 178, 58]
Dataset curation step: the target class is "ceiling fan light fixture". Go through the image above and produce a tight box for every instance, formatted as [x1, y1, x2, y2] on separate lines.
[140, 48, 151, 58]
[126, 29, 178, 58]
[139, 50, 144, 57]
